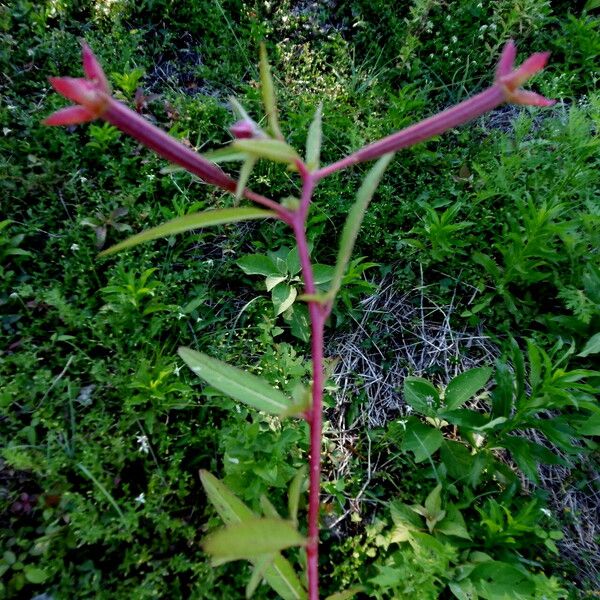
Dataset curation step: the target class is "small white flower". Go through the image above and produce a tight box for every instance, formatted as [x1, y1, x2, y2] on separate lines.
[176, 312, 186, 320]
[135, 493, 145, 504]
[2, 128, 11, 135]
[541, 508, 552, 517]
[451, 36, 458, 44]
[227, 457, 240, 464]
[396, 419, 407, 431]
[136, 434, 150, 454]
[405, 405, 413, 414]
[173, 364, 182, 377]
[489, 23, 497, 31]
[147, 173, 155, 181]
[425, 395, 434, 406]
[70, 243, 80, 252]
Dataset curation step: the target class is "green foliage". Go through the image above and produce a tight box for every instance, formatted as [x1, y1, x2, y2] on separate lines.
[2, 0, 597, 597]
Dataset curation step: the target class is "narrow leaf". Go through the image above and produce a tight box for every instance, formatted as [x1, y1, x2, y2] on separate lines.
[328, 153, 393, 300]
[200, 470, 255, 524]
[203, 518, 306, 562]
[200, 472, 306, 600]
[229, 96, 254, 124]
[260, 495, 281, 519]
[305, 102, 323, 171]
[259, 43, 283, 140]
[265, 556, 307, 600]
[233, 139, 299, 164]
[444, 367, 492, 410]
[179, 347, 291, 415]
[236, 156, 257, 199]
[288, 466, 307, 526]
[246, 555, 273, 599]
[100, 208, 275, 256]
[203, 146, 249, 163]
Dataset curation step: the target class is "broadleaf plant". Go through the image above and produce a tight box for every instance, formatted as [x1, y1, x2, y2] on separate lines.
[44, 39, 555, 599]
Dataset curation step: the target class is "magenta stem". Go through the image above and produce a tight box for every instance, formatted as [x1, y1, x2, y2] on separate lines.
[292, 169, 328, 600]
[315, 85, 505, 179]
[102, 100, 290, 220]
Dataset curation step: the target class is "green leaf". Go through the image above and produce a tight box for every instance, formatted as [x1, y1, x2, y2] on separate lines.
[238, 254, 279, 277]
[424, 483, 443, 519]
[389, 502, 421, 543]
[200, 472, 306, 600]
[576, 412, 600, 436]
[246, 555, 273, 599]
[259, 43, 283, 140]
[439, 409, 489, 430]
[288, 466, 307, 526]
[312, 264, 334, 286]
[203, 518, 306, 563]
[501, 436, 565, 483]
[236, 156, 257, 199]
[179, 347, 291, 415]
[445, 367, 492, 410]
[23, 566, 49, 584]
[401, 419, 443, 463]
[264, 555, 307, 600]
[260, 495, 281, 519]
[287, 305, 310, 343]
[200, 470, 255, 524]
[305, 102, 323, 170]
[328, 154, 394, 300]
[578, 332, 600, 357]
[266, 275, 287, 292]
[100, 208, 274, 256]
[272, 283, 297, 316]
[436, 504, 471, 539]
[233, 139, 299, 164]
[203, 147, 248, 163]
[403, 377, 439, 416]
[440, 440, 474, 481]
[469, 561, 535, 599]
[585, 0, 600, 10]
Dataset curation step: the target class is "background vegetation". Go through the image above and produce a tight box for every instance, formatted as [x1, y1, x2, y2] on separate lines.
[1, 0, 598, 598]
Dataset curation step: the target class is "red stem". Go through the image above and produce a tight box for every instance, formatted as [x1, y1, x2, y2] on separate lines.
[292, 171, 327, 600]
[102, 99, 291, 221]
[315, 85, 505, 179]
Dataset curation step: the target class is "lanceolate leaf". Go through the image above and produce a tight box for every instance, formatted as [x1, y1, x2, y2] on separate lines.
[100, 208, 275, 256]
[233, 139, 299, 164]
[288, 466, 307, 526]
[328, 153, 394, 300]
[444, 367, 493, 410]
[199, 472, 306, 600]
[179, 347, 291, 415]
[236, 156, 257, 199]
[203, 518, 306, 563]
[200, 470, 255, 525]
[246, 555, 273, 599]
[305, 102, 323, 171]
[259, 43, 283, 140]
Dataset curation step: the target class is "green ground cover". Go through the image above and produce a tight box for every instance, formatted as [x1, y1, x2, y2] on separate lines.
[1, 0, 598, 598]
